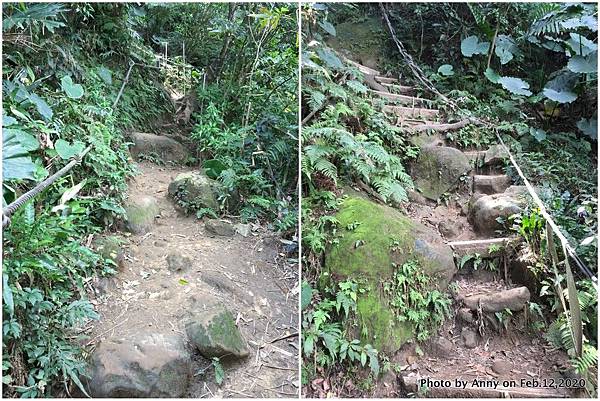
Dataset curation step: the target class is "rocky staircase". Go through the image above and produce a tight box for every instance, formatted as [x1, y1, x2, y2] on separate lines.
[352, 59, 576, 398]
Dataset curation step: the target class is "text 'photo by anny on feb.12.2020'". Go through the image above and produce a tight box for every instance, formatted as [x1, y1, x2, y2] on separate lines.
[300, 1, 598, 399]
[2, 2, 300, 399]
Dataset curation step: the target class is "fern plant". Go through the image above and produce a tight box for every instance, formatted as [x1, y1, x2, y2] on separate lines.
[302, 44, 414, 204]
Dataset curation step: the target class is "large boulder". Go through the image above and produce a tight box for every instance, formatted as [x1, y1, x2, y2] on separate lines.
[484, 144, 509, 166]
[124, 195, 159, 234]
[324, 197, 456, 353]
[185, 305, 249, 359]
[469, 186, 528, 234]
[87, 332, 191, 397]
[410, 145, 471, 200]
[128, 132, 188, 163]
[168, 171, 219, 211]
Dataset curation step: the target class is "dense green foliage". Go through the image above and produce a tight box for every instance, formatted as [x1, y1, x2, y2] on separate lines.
[2, 3, 297, 397]
[142, 3, 299, 232]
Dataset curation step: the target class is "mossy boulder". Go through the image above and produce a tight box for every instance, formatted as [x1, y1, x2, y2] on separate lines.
[324, 197, 455, 353]
[93, 235, 125, 271]
[410, 145, 471, 200]
[325, 17, 385, 71]
[167, 171, 219, 211]
[124, 195, 159, 234]
[185, 305, 249, 359]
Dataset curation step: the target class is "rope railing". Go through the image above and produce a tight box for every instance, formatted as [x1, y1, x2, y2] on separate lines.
[2, 146, 92, 228]
[3, 47, 195, 228]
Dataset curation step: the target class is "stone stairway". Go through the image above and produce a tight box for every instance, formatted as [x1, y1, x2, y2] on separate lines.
[351, 59, 576, 398]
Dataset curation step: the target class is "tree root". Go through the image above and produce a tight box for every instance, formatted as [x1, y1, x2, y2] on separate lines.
[411, 118, 478, 132]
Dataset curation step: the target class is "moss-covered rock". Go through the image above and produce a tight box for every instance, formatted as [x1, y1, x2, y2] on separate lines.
[185, 305, 249, 359]
[124, 195, 159, 234]
[410, 145, 471, 200]
[168, 171, 219, 212]
[324, 197, 455, 353]
[93, 235, 125, 271]
[325, 17, 385, 71]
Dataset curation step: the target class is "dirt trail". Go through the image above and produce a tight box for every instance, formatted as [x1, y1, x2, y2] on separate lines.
[87, 162, 299, 398]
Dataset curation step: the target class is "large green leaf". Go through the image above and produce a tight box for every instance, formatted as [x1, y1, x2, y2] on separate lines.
[4, 128, 39, 151]
[461, 35, 490, 57]
[497, 76, 532, 96]
[494, 35, 519, 65]
[484, 68, 500, 83]
[318, 20, 336, 36]
[565, 33, 597, 56]
[529, 127, 547, 142]
[3, 274, 14, 317]
[437, 64, 454, 76]
[317, 47, 343, 69]
[203, 159, 227, 179]
[54, 139, 85, 160]
[576, 118, 597, 140]
[27, 93, 53, 121]
[567, 51, 597, 73]
[543, 88, 578, 103]
[60, 75, 84, 99]
[2, 129, 36, 181]
[301, 281, 313, 310]
[97, 66, 112, 85]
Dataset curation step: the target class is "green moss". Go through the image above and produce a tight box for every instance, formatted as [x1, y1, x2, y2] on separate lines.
[168, 172, 219, 211]
[326, 17, 385, 69]
[208, 310, 247, 355]
[324, 196, 455, 353]
[125, 197, 159, 233]
[356, 291, 412, 352]
[326, 197, 413, 279]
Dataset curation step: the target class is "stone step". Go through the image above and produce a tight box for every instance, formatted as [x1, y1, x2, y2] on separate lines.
[375, 76, 398, 84]
[472, 174, 512, 195]
[380, 82, 415, 94]
[403, 375, 571, 398]
[447, 237, 519, 258]
[371, 90, 432, 106]
[457, 286, 531, 313]
[346, 59, 380, 75]
[383, 105, 439, 119]
[464, 150, 486, 163]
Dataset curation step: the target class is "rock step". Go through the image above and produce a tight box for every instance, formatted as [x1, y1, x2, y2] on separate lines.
[383, 105, 439, 119]
[371, 90, 432, 106]
[447, 237, 519, 258]
[380, 82, 415, 94]
[472, 174, 512, 195]
[375, 76, 398, 84]
[457, 286, 531, 313]
[464, 150, 486, 163]
[403, 375, 571, 398]
[346, 59, 380, 75]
